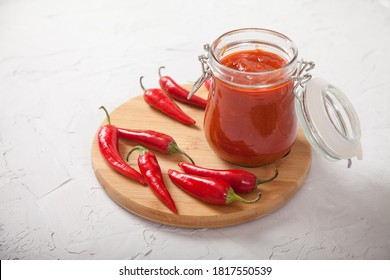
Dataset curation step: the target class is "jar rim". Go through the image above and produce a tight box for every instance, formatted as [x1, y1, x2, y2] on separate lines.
[210, 28, 299, 78]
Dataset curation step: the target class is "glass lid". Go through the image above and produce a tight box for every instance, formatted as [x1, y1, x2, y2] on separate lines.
[295, 78, 363, 168]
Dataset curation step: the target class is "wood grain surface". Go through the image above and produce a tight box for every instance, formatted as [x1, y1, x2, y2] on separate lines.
[91, 84, 312, 228]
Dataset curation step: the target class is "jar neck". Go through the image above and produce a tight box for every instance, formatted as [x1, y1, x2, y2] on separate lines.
[208, 28, 298, 89]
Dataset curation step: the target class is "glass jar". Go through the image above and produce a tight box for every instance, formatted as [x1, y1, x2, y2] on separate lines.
[190, 28, 362, 168]
[206, 29, 298, 166]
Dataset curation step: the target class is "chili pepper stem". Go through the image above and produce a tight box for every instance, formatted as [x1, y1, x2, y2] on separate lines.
[99, 106, 111, 124]
[175, 148, 195, 164]
[126, 145, 147, 162]
[139, 76, 147, 93]
[226, 189, 262, 204]
[255, 169, 279, 185]
[158, 66, 165, 78]
[169, 144, 195, 164]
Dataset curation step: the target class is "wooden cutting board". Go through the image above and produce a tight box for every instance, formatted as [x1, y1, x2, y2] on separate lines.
[91, 84, 312, 228]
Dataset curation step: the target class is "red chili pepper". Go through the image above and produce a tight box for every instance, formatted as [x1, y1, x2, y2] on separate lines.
[178, 162, 278, 193]
[168, 169, 261, 205]
[140, 76, 196, 125]
[97, 107, 145, 185]
[204, 78, 211, 90]
[128, 146, 178, 214]
[158, 66, 207, 109]
[118, 128, 194, 164]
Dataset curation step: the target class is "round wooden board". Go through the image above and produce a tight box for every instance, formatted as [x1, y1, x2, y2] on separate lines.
[91, 84, 312, 228]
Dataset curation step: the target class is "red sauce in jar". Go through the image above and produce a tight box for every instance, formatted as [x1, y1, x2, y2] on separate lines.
[222, 49, 286, 72]
[204, 49, 297, 166]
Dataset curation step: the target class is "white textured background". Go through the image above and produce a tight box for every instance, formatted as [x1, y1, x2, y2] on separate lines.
[1, 0, 389, 259]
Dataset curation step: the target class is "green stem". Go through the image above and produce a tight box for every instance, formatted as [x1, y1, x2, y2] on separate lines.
[99, 106, 111, 124]
[158, 66, 165, 78]
[169, 143, 195, 164]
[175, 148, 194, 164]
[126, 145, 147, 162]
[226, 189, 262, 204]
[139, 76, 147, 92]
[255, 169, 279, 185]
